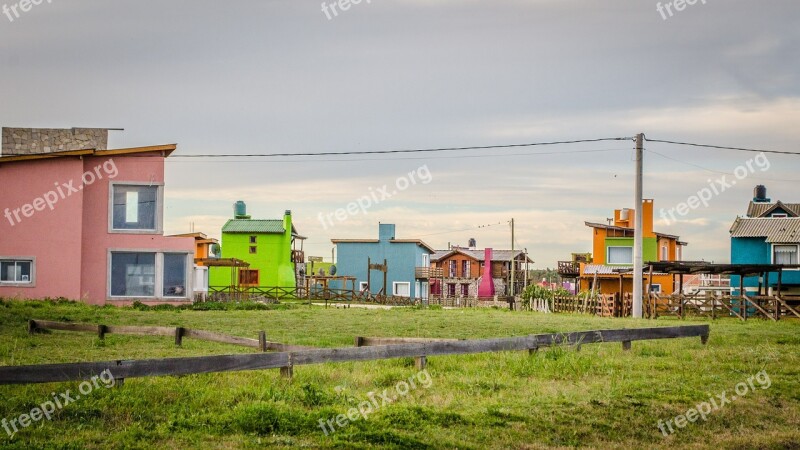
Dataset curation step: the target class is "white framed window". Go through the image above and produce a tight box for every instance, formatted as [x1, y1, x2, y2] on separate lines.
[772, 213, 789, 218]
[607, 246, 633, 265]
[677, 246, 682, 261]
[421, 253, 429, 267]
[393, 281, 411, 297]
[109, 251, 190, 299]
[421, 282, 429, 299]
[110, 183, 162, 232]
[661, 246, 668, 261]
[649, 284, 662, 294]
[0, 258, 35, 286]
[359, 281, 369, 292]
[773, 245, 799, 266]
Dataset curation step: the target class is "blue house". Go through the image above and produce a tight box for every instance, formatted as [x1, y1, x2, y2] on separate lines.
[730, 186, 800, 295]
[331, 224, 434, 300]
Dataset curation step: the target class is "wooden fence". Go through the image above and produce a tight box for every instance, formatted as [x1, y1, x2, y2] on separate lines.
[541, 293, 800, 321]
[27, 320, 315, 352]
[0, 325, 709, 385]
[206, 285, 419, 306]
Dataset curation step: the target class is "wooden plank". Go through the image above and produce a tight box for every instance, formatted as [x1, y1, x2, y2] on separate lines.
[30, 320, 101, 333]
[360, 337, 461, 346]
[91, 325, 176, 336]
[0, 325, 709, 385]
[183, 329, 260, 348]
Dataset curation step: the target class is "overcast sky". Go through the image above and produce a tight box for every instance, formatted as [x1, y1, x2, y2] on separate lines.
[1, 0, 798, 267]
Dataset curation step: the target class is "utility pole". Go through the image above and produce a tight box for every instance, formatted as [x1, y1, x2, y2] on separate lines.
[510, 218, 515, 297]
[633, 133, 644, 318]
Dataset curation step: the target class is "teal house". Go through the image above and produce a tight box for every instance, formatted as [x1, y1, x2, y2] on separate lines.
[331, 224, 434, 299]
[729, 186, 800, 295]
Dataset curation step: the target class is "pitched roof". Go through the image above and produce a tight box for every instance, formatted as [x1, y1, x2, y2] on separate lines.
[729, 217, 800, 243]
[222, 219, 301, 236]
[747, 201, 800, 218]
[331, 238, 435, 253]
[584, 221, 686, 244]
[431, 248, 533, 263]
[0, 144, 177, 164]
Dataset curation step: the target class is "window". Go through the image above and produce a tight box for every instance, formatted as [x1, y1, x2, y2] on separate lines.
[661, 246, 668, 261]
[461, 284, 469, 296]
[393, 282, 411, 297]
[163, 254, 187, 297]
[774, 245, 799, 265]
[649, 284, 662, 294]
[249, 236, 257, 244]
[249, 246, 257, 254]
[607, 247, 633, 265]
[0, 259, 33, 284]
[447, 283, 456, 297]
[112, 185, 159, 230]
[111, 253, 156, 296]
[772, 213, 789, 218]
[359, 281, 369, 292]
[461, 261, 468, 277]
[110, 252, 189, 298]
[421, 254, 429, 267]
[449, 260, 457, 277]
[239, 270, 260, 286]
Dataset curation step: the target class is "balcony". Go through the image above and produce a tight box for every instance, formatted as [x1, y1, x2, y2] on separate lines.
[292, 250, 305, 264]
[558, 261, 580, 277]
[416, 267, 443, 279]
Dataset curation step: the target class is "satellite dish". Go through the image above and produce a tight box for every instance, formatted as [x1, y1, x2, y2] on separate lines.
[329, 265, 337, 276]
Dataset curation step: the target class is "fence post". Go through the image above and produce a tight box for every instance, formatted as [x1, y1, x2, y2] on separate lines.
[354, 337, 364, 347]
[701, 334, 709, 345]
[98, 325, 107, 340]
[415, 356, 427, 370]
[175, 327, 185, 347]
[622, 341, 632, 351]
[28, 320, 37, 335]
[259, 331, 267, 352]
[281, 354, 294, 379]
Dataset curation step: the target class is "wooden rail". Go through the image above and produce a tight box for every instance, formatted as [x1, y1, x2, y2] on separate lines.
[27, 320, 315, 352]
[0, 325, 709, 385]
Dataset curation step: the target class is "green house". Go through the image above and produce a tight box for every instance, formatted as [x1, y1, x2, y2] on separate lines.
[209, 203, 303, 288]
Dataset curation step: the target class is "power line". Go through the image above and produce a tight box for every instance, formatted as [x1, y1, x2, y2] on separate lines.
[416, 222, 504, 238]
[169, 137, 632, 159]
[645, 138, 800, 156]
[166, 148, 629, 163]
[646, 149, 798, 182]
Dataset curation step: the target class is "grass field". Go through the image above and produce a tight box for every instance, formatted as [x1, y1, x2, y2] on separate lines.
[0, 299, 799, 449]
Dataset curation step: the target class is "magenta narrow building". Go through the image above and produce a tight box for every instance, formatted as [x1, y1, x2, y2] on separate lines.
[0, 127, 194, 305]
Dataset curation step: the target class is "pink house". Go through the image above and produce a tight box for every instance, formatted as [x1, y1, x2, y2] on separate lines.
[0, 128, 194, 305]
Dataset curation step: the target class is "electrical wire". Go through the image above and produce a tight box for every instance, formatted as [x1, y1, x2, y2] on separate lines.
[646, 149, 799, 182]
[168, 137, 633, 159]
[645, 138, 800, 156]
[165, 148, 630, 163]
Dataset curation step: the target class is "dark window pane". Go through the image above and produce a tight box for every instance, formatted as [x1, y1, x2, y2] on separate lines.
[112, 186, 158, 230]
[163, 254, 187, 297]
[111, 253, 155, 296]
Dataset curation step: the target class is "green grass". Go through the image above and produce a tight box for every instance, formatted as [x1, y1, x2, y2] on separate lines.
[0, 298, 799, 449]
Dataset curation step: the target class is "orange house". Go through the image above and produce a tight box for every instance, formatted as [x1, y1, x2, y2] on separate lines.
[561, 199, 687, 297]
